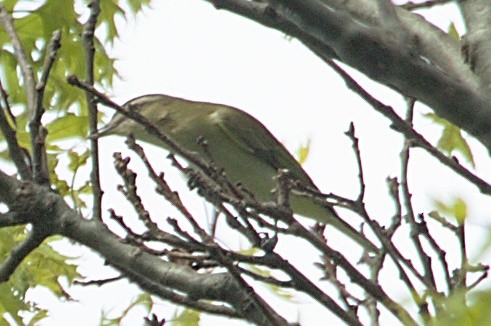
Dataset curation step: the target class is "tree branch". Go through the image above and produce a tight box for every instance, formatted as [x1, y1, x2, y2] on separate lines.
[0, 5, 50, 184]
[401, 0, 453, 10]
[459, 0, 491, 92]
[82, 0, 103, 220]
[322, 59, 491, 195]
[205, 0, 491, 153]
[0, 225, 50, 282]
[0, 169, 287, 325]
[0, 84, 31, 180]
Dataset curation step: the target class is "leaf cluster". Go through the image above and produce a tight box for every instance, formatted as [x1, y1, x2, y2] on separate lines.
[0, 0, 149, 323]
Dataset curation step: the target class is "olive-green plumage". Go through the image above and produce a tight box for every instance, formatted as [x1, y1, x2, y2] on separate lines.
[99, 94, 377, 252]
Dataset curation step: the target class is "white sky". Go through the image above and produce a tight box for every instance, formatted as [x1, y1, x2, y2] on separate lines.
[21, 0, 491, 325]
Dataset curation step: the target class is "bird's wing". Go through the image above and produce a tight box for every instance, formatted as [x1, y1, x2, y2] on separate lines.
[215, 107, 317, 187]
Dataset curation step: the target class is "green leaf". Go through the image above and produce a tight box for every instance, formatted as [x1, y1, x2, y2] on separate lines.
[433, 197, 467, 225]
[36, 0, 79, 39]
[98, 0, 125, 44]
[448, 22, 460, 40]
[0, 50, 27, 103]
[0, 282, 29, 325]
[296, 138, 311, 165]
[0, 0, 19, 12]
[0, 0, 151, 323]
[46, 113, 88, 141]
[131, 292, 153, 313]
[68, 149, 90, 173]
[127, 0, 152, 14]
[171, 308, 201, 326]
[27, 309, 49, 326]
[100, 292, 154, 326]
[431, 290, 491, 326]
[424, 113, 475, 167]
[26, 243, 80, 296]
[0, 228, 79, 324]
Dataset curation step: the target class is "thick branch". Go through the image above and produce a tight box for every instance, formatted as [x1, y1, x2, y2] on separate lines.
[0, 170, 287, 326]
[460, 0, 491, 92]
[206, 0, 491, 153]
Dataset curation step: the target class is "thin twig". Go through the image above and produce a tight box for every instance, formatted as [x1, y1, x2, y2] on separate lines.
[67, 76, 239, 200]
[317, 258, 364, 313]
[455, 222, 468, 290]
[323, 58, 491, 195]
[166, 217, 208, 249]
[82, 0, 103, 221]
[205, 243, 290, 326]
[0, 82, 31, 180]
[237, 266, 293, 287]
[0, 5, 49, 184]
[35, 30, 61, 121]
[345, 123, 366, 202]
[74, 275, 123, 286]
[467, 265, 489, 290]
[386, 177, 403, 236]
[127, 135, 263, 246]
[124, 137, 208, 238]
[401, 0, 454, 10]
[121, 142, 287, 325]
[32, 30, 62, 185]
[283, 216, 417, 325]
[416, 213, 452, 293]
[401, 98, 437, 295]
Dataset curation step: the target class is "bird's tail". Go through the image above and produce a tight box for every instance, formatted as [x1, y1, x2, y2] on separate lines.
[292, 196, 378, 252]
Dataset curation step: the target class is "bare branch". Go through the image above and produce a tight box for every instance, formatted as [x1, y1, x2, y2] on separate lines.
[460, 0, 491, 92]
[36, 30, 62, 121]
[282, 218, 417, 325]
[31, 30, 62, 185]
[323, 59, 491, 195]
[401, 0, 453, 10]
[74, 275, 123, 287]
[82, 0, 103, 221]
[345, 123, 366, 202]
[417, 213, 452, 293]
[399, 99, 435, 318]
[205, 0, 491, 153]
[0, 83, 31, 180]
[0, 169, 286, 325]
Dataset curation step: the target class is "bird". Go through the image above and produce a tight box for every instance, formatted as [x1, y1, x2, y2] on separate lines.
[98, 94, 377, 252]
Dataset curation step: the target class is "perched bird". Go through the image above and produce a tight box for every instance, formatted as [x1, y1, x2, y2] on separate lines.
[99, 94, 377, 252]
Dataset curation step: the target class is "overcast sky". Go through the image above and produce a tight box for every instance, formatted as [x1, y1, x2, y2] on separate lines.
[24, 1, 491, 325]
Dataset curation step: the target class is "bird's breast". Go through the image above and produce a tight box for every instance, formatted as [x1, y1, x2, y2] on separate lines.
[170, 119, 278, 201]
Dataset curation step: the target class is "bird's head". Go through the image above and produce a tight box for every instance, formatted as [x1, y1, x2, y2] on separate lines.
[95, 94, 175, 140]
